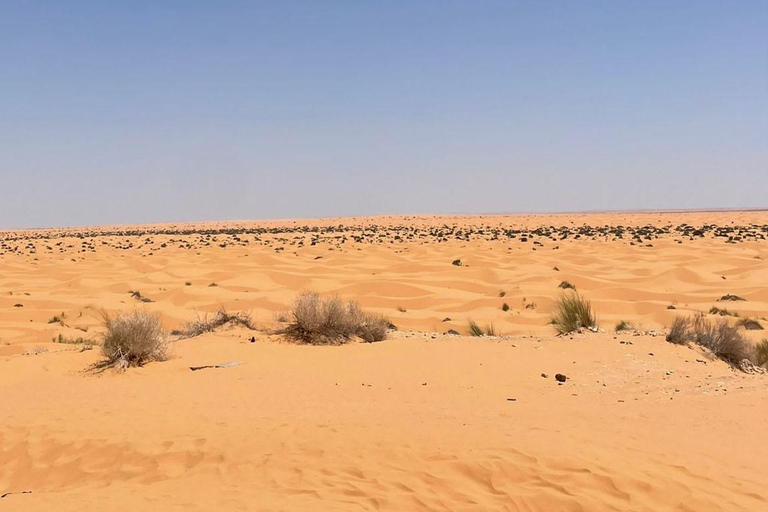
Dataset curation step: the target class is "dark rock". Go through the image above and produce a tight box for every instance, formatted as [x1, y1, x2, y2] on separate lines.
[555, 373, 567, 383]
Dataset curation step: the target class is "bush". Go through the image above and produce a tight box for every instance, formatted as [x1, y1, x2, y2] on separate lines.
[615, 320, 632, 332]
[558, 281, 576, 290]
[755, 339, 768, 367]
[666, 315, 754, 365]
[280, 293, 389, 344]
[737, 318, 763, 330]
[709, 306, 738, 317]
[468, 319, 496, 337]
[501, 302, 510, 312]
[550, 292, 596, 335]
[97, 310, 168, 370]
[174, 308, 255, 338]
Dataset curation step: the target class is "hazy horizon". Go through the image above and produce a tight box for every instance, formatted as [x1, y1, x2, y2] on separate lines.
[2, 1, 766, 229]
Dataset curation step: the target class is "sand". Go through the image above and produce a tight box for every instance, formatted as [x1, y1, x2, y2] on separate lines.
[1, 212, 767, 511]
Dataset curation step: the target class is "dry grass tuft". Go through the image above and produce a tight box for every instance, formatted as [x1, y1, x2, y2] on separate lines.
[93, 310, 168, 371]
[468, 319, 496, 337]
[280, 293, 390, 345]
[550, 292, 596, 335]
[666, 315, 755, 366]
[174, 308, 255, 338]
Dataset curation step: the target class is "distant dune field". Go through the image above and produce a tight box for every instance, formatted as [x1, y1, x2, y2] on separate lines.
[1, 212, 767, 511]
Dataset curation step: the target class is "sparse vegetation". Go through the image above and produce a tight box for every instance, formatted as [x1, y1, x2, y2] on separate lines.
[53, 333, 96, 346]
[451, 259, 463, 267]
[550, 292, 596, 335]
[666, 315, 754, 366]
[397, 306, 407, 313]
[173, 308, 256, 338]
[718, 294, 745, 302]
[185, 281, 192, 286]
[129, 290, 154, 303]
[498, 290, 506, 297]
[467, 319, 496, 337]
[667, 304, 676, 310]
[709, 306, 739, 317]
[501, 302, 510, 312]
[208, 282, 218, 287]
[558, 281, 575, 290]
[737, 318, 763, 331]
[94, 310, 168, 371]
[48, 312, 66, 324]
[615, 320, 633, 332]
[279, 293, 390, 344]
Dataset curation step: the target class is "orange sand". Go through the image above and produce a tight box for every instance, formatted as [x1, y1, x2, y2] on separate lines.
[1, 212, 767, 511]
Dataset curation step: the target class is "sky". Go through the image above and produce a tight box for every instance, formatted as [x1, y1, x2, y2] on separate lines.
[1, 1, 766, 228]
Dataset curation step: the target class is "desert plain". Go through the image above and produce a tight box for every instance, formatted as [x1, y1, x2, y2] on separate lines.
[1, 211, 767, 511]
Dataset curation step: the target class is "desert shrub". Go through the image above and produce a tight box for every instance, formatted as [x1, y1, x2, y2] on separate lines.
[665, 315, 754, 365]
[718, 294, 745, 302]
[498, 290, 506, 297]
[174, 308, 255, 338]
[737, 318, 763, 330]
[755, 339, 768, 367]
[97, 310, 168, 370]
[615, 320, 632, 332]
[550, 292, 596, 335]
[666, 317, 692, 345]
[129, 290, 153, 303]
[280, 293, 389, 344]
[48, 312, 66, 324]
[558, 281, 576, 290]
[468, 319, 496, 337]
[501, 303, 510, 312]
[709, 306, 738, 317]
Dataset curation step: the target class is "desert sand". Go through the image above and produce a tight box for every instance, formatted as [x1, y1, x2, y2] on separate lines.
[1, 212, 767, 511]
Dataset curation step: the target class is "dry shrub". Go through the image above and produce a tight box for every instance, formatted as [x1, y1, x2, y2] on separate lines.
[174, 308, 255, 338]
[755, 339, 768, 367]
[95, 310, 168, 371]
[666, 315, 754, 366]
[280, 293, 389, 344]
[550, 292, 596, 335]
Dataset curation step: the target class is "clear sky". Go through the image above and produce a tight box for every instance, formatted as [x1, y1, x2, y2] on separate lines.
[1, 1, 766, 228]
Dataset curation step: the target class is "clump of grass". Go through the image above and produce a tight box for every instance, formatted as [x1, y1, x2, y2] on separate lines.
[53, 333, 97, 346]
[498, 290, 506, 298]
[451, 259, 463, 267]
[755, 339, 768, 367]
[615, 320, 633, 332]
[397, 306, 407, 313]
[558, 281, 575, 290]
[129, 290, 154, 303]
[666, 315, 754, 366]
[467, 319, 496, 337]
[501, 303, 510, 312]
[94, 310, 168, 371]
[48, 312, 66, 324]
[718, 294, 745, 302]
[279, 293, 390, 345]
[737, 318, 763, 331]
[667, 304, 677, 310]
[709, 306, 739, 317]
[174, 308, 255, 338]
[208, 282, 218, 287]
[550, 292, 596, 335]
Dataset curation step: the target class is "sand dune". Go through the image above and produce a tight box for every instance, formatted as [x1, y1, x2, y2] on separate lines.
[1, 212, 767, 510]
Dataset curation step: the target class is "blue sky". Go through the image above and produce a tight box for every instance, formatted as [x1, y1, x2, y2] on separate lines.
[1, 1, 766, 228]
